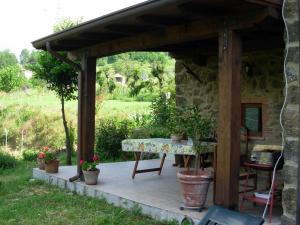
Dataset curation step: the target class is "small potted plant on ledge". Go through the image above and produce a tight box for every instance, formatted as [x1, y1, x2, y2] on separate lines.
[80, 154, 100, 185]
[177, 106, 216, 211]
[44, 149, 59, 173]
[37, 146, 50, 170]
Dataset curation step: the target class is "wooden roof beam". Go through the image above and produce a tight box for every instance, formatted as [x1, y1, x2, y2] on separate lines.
[68, 7, 279, 60]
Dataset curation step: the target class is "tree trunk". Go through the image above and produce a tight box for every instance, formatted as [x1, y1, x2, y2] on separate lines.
[61, 96, 72, 165]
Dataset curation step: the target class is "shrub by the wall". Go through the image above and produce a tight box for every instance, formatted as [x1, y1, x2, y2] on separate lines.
[0, 150, 17, 169]
[95, 118, 134, 161]
[22, 149, 38, 161]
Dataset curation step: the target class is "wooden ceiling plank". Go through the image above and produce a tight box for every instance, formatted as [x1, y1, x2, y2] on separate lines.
[68, 8, 279, 59]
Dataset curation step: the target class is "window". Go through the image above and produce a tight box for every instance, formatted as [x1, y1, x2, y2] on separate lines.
[242, 103, 263, 137]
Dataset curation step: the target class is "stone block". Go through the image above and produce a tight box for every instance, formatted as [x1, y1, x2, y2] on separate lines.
[281, 214, 296, 225]
[282, 187, 297, 216]
[48, 176, 58, 186]
[286, 62, 299, 83]
[287, 46, 299, 65]
[283, 105, 299, 137]
[283, 0, 299, 20]
[282, 164, 298, 185]
[287, 21, 299, 44]
[66, 181, 76, 192]
[86, 187, 96, 198]
[75, 182, 86, 196]
[286, 83, 299, 104]
[284, 137, 299, 163]
[57, 178, 66, 189]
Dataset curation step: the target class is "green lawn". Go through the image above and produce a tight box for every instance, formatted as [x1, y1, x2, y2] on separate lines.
[0, 89, 151, 117]
[0, 161, 177, 225]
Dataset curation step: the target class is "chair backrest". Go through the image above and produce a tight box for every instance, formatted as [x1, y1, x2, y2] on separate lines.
[198, 206, 264, 225]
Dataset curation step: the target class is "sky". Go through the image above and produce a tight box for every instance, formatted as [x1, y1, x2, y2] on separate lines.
[0, 0, 144, 59]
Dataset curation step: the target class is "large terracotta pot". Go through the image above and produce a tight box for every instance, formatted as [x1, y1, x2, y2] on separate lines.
[37, 158, 45, 170]
[45, 160, 59, 173]
[83, 169, 100, 185]
[177, 170, 212, 208]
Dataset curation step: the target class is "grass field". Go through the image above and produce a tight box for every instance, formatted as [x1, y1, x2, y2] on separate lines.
[0, 161, 177, 225]
[0, 89, 151, 117]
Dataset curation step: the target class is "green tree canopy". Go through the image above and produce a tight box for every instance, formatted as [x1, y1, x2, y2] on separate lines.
[0, 65, 26, 92]
[0, 49, 18, 69]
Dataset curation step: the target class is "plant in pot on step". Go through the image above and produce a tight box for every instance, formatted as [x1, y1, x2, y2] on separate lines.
[177, 106, 216, 211]
[168, 106, 185, 142]
[37, 146, 49, 170]
[44, 149, 59, 173]
[80, 154, 100, 185]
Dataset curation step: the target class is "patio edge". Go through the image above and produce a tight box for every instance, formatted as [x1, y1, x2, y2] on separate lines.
[32, 168, 200, 224]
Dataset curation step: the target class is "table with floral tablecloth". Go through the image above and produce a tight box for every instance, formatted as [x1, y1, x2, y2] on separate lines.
[122, 138, 216, 178]
[122, 138, 216, 155]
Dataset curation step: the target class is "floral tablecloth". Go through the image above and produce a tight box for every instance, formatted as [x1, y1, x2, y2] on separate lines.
[122, 138, 216, 155]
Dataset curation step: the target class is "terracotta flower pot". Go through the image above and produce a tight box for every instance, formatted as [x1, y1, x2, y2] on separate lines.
[177, 170, 212, 208]
[45, 159, 59, 173]
[37, 158, 45, 170]
[83, 169, 100, 185]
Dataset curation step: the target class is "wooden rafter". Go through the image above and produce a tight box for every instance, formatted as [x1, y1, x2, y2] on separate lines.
[69, 7, 279, 60]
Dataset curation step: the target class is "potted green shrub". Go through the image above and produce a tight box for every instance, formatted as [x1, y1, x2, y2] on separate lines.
[80, 154, 100, 185]
[177, 106, 216, 210]
[44, 149, 59, 173]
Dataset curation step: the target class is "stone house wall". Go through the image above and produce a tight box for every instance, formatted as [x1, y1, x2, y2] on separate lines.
[175, 51, 284, 147]
[282, 0, 299, 224]
[175, 30, 298, 222]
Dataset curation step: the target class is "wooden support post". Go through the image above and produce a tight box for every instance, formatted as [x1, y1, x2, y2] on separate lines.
[215, 29, 242, 209]
[77, 56, 96, 178]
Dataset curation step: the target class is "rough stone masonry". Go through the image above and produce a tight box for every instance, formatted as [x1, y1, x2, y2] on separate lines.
[282, 0, 299, 224]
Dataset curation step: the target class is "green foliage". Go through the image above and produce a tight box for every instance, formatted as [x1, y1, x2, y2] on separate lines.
[0, 105, 66, 151]
[0, 65, 26, 92]
[44, 151, 57, 163]
[0, 49, 18, 69]
[150, 93, 175, 127]
[95, 118, 134, 160]
[20, 49, 39, 67]
[22, 149, 38, 161]
[30, 51, 78, 101]
[0, 150, 17, 169]
[96, 51, 175, 98]
[0, 161, 178, 225]
[53, 17, 83, 33]
[182, 106, 216, 141]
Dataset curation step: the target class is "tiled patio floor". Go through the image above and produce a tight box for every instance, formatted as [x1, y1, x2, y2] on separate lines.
[33, 159, 282, 224]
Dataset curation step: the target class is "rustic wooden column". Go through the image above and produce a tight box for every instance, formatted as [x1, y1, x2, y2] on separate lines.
[214, 29, 241, 209]
[77, 56, 96, 176]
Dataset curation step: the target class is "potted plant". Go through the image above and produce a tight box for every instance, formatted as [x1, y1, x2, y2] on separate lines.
[44, 149, 59, 173]
[177, 106, 216, 210]
[37, 146, 49, 170]
[80, 154, 100, 185]
[37, 152, 45, 170]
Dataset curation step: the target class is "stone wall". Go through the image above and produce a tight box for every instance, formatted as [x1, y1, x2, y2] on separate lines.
[175, 36, 298, 223]
[282, 0, 299, 224]
[175, 51, 284, 146]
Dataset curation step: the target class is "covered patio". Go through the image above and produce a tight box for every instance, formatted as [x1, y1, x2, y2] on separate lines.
[33, 158, 282, 224]
[31, 0, 293, 224]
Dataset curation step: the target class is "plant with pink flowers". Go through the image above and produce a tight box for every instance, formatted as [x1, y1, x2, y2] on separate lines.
[80, 154, 100, 171]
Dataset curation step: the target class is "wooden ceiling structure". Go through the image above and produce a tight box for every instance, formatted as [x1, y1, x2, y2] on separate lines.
[32, 0, 284, 210]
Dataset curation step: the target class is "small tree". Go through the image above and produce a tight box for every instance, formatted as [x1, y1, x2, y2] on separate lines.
[31, 51, 78, 165]
[30, 18, 83, 165]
